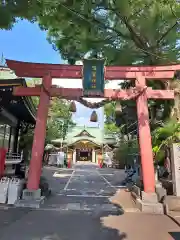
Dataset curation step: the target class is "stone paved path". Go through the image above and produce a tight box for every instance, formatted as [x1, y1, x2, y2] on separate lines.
[0, 163, 180, 240]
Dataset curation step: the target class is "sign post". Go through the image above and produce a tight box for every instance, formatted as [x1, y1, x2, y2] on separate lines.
[171, 143, 180, 196]
[83, 59, 105, 97]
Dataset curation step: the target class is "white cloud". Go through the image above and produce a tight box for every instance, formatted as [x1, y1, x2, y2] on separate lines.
[73, 116, 99, 127]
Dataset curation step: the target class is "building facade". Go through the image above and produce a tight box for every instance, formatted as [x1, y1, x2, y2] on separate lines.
[0, 65, 36, 175]
[53, 126, 116, 165]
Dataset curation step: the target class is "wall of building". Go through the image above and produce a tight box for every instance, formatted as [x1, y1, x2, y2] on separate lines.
[0, 124, 15, 151]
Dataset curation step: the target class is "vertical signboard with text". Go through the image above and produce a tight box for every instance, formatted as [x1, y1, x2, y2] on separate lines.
[83, 59, 105, 97]
[171, 143, 180, 196]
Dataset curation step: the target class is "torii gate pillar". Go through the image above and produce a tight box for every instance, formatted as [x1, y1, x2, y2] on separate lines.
[136, 76, 155, 193]
[27, 73, 51, 191]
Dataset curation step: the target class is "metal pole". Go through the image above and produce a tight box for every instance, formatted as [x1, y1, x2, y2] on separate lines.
[60, 122, 63, 149]
[102, 107, 104, 167]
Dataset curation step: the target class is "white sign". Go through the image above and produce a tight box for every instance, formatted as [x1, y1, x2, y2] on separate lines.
[57, 152, 65, 165]
[171, 143, 180, 196]
[104, 152, 112, 167]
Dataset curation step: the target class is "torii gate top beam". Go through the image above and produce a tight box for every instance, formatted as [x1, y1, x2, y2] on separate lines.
[6, 59, 180, 80]
[13, 86, 175, 100]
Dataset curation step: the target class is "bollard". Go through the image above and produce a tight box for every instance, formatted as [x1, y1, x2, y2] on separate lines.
[0, 177, 10, 203]
[98, 157, 101, 165]
[7, 178, 24, 205]
[68, 161, 71, 168]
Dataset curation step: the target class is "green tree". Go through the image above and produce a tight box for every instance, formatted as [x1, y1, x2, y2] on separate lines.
[34, 0, 179, 135]
[1, 0, 179, 139]
[114, 139, 139, 168]
[1, 1, 179, 64]
[152, 119, 180, 164]
[26, 78, 75, 144]
[19, 78, 75, 163]
[0, 0, 40, 29]
[104, 98, 138, 136]
[46, 97, 75, 143]
[37, 0, 179, 65]
[104, 122, 119, 134]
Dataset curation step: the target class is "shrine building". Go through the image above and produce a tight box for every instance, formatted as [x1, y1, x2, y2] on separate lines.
[52, 126, 116, 164]
[0, 65, 36, 175]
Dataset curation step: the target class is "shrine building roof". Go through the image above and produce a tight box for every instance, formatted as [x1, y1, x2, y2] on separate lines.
[63, 126, 116, 146]
[0, 66, 36, 124]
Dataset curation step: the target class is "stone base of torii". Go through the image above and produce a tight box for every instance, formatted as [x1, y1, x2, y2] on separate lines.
[6, 59, 180, 212]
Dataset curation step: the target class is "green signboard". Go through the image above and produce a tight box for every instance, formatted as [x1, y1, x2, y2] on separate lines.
[83, 59, 105, 97]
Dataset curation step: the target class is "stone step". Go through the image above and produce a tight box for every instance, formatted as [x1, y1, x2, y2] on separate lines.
[15, 197, 45, 209]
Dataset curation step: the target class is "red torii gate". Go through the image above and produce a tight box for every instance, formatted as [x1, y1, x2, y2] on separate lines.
[6, 59, 180, 195]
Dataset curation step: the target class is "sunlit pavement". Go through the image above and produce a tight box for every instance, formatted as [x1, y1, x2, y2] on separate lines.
[0, 163, 180, 240]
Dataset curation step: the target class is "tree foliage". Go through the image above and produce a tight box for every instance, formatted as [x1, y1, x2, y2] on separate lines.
[26, 79, 75, 144]
[18, 79, 75, 162]
[36, 0, 180, 65]
[104, 122, 119, 134]
[33, 0, 179, 135]
[0, 0, 39, 29]
[115, 139, 139, 167]
[1, 1, 179, 64]
[152, 119, 180, 163]
[46, 97, 75, 143]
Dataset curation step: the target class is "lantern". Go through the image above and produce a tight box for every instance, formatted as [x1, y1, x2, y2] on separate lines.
[90, 110, 98, 122]
[115, 101, 122, 114]
[69, 101, 77, 113]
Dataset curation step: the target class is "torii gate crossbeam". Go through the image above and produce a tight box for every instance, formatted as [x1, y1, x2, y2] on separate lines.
[6, 59, 179, 196]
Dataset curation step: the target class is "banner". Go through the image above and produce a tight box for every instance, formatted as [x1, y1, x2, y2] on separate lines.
[83, 59, 105, 97]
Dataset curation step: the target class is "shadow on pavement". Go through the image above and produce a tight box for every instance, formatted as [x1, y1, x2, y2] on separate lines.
[0, 208, 128, 240]
[98, 211, 127, 240]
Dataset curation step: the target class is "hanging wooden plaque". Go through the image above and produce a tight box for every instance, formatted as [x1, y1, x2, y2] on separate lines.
[83, 59, 105, 97]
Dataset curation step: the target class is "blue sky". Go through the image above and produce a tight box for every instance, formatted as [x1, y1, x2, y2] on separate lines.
[0, 20, 103, 127]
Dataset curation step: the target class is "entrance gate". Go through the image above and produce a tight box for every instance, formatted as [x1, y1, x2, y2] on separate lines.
[76, 149, 92, 162]
[6, 59, 180, 194]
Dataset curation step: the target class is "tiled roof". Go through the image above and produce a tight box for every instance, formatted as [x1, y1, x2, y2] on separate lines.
[0, 67, 16, 79]
[65, 126, 116, 145]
